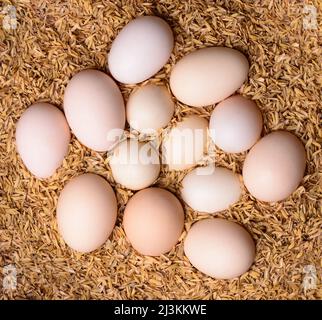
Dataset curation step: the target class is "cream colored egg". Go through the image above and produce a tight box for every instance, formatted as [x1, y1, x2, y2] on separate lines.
[57, 173, 117, 253]
[162, 115, 208, 171]
[109, 139, 160, 190]
[108, 16, 174, 84]
[243, 131, 306, 202]
[181, 166, 241, 213]
[170, 47, 249, 107]
[184, 218, 255, 279]
[127, 83, 174, 134]
[123, 187, 184, 256]
[209, 95, 263, 153]
[15, 102, 70, 179]
[64, 69, 125, 152]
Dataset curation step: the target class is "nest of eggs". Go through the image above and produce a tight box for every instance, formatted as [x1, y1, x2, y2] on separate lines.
[1, 0, 321, 299]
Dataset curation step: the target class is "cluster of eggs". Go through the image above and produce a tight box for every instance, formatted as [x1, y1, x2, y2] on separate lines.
[15, 16, 306, 280]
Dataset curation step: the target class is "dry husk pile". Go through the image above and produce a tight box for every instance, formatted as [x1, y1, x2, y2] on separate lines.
[0, 0, 321, 299]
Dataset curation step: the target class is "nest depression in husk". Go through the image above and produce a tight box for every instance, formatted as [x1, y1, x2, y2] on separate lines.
[0, 0, 321, 299]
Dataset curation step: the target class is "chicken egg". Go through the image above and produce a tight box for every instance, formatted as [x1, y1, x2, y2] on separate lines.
[127, 83, 174, 134]
[109, 139, 160, 190]
[184, 218, 255, 279]
[170, 47, 249, 107]
[209, 95, 263, 153]
[64, 69, 125, 152]
[243, 130, 306, 202]
[162, 115, 208, 170]
[108, 16, 174, 84]
[181, 166, 241, 214]
[123, 187, 184, 256]
[57, 173, 117, 253]
[15, 102, 70, 179]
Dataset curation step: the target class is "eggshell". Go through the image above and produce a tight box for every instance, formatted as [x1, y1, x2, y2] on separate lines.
[243, 131, 306, 202]
[109, 139, 160, 190]
[57, 173, 117, 253]
[170, 47, 249, 107]
[15, 102, 70, 179]
[181, 166, 241, 214]
[162, 115, 208, 171]
[123, 187, 184, 256]
[63, 69, 125, 152]
[209, 95, 263, 153]
[127, 83, 174, 134]
[184, 218, 255, 279]
[108, 16, 174, 84]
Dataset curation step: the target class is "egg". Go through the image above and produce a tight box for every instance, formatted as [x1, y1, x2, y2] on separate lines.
[123, 187, 184, 256]
[184, 218, 255, 279]
[57, 173, 117, 253]
[64, 69, 125, 152]
[243, 131, 306, 202]
[170, 47, 249, 107]
[209, 95, 263, 153]
[127, 83, 174, 134]
[15, 102, 70, 179]
[108, 16, 174, 84]
[181, 166, 241, 213]
[109, 139, 160, 190]
[162, 115, 208, 170]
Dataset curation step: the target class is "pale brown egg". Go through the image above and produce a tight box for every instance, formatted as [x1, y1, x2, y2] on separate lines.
[162, 115, 208, 170]
[123, 187, 184, 256]
[170, 47, 249, 107]
[243, 131, 306, 202]
[184, 218, 255, 279]
[57, 173, 117, 253]
[126, 83, 174, 134]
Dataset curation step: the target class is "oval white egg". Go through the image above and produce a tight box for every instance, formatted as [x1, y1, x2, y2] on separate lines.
[109, 139, 160, 190]
[209, 95, 262, 153]
[108, 16, 174, 84]
[184, 218, 255, 279]
[64, 69, 125, 152]
[16, 102, 70, 179]
[181, 166, 241, 213]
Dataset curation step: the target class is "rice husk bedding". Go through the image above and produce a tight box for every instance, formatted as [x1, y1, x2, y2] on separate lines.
[0, 0, 321, 300]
